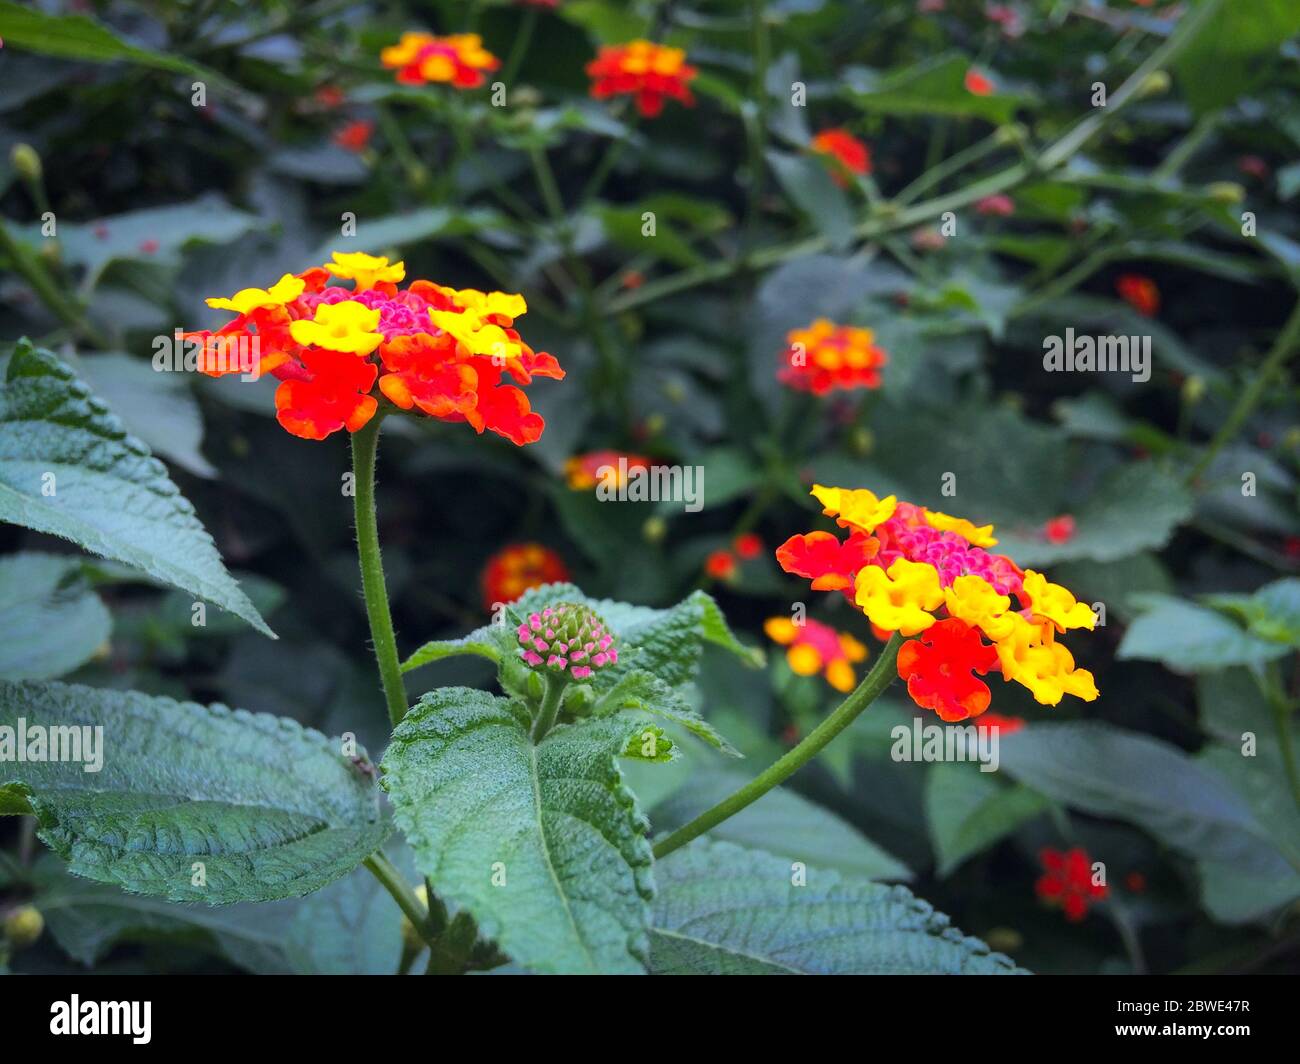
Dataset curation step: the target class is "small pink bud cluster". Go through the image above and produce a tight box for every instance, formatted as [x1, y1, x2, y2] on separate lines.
[517, 602, 618, 680]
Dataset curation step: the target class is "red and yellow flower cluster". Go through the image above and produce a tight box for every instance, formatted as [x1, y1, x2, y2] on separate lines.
[381, 32, 500, 88]
[564, 450, 652, 490]
[1035, 847, 1108, 922]
[764, 615, 868, 693]
[188, 252, 563, 444]
[778, 319, 888, 395]
[481, 543, 569, 611]
[585, 40, 697, 117]
[776, 486, 1098, 721]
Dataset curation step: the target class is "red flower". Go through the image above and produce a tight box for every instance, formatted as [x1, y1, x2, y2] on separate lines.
[775, 530, 878, 592]
[810, 129, 871, 186]
[1116, 273, 1159, 317]
[333, 119, 374, 152]
[975, 194, 1015, 216]
[705, 550, 737, 580]
[274, 348, 379, 441]
[1036, 847, 1108, 922]
[481, 543, 568, 611]
[1043, 515, 1076, 544]
[778, 319, 888, 396]
[586, 40, 697, 118]
[377, 333, 477, 418]
[896, 618, 1000, 722]
[734, 532, 763, 560]
[979, 712, 1025, 734]
[314, 84, 346, 108]
[964, 68, 995, 96]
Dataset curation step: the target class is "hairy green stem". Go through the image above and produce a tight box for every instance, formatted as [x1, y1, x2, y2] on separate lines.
[1187, 299, 1300, 485]
[364, 852, 433, 946]
[0, 218, 86, 332]
[351, 415, 409, 727]
[653, 633, 905, 860]
[531, 673, 568, 742]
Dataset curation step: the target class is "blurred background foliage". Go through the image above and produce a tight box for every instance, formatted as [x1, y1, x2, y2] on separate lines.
[1, 0, 1299, 974]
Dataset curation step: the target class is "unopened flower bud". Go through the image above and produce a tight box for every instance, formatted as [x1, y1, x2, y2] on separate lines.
[517, 602, 618, 681]
[643, 515, 667, 543]
[1138, 71, 1170, 98]
[10, 143, 41, 183]
[851, 426, 874, 456]
[1181, 375, 1206, 405]
[1205, 181, 1244, 205]
[4, 905, 44, 949]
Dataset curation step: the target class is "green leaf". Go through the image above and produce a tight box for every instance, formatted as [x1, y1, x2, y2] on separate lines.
[925, 764, 1047, 877]
[847, 54, 1027, 124]
[308, 207, 508, 264]
[23, 196, 259, 289]
[650, 839, 1026, 974]
[32, 855, 297, 972]
[0, 681, 388, 904]
[765, 149, 854, 249]
[594, 669, 741, 757]
[400, 628, 506, 673]
[999, 722, 1283, 872]
[0, 553, 110, 680]
[1117, 594, 1288, 671]
[73, 353, 214, 478]
[0, 341, 273, 637]
[0, 1, 225, 84]
[284, 861, 404, 975]
[651, 768, 911, 881]
[1203, 578, 1300, 647]
[993, 463, 1193, 566]
[381, 687, 656, 974]
[1173, 0, 1300, 115]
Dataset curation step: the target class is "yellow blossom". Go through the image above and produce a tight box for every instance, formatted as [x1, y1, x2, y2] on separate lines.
[853, 559, 943, 635]
[288, 301, 384, 355]
[811, 484, 897, 534]
[205, 273, 305, 314]
[944, 574, 1015, 640]
[1022, 570, 1096, 632]
[324, 251, 405, 290]
[994, 614, 1099, 706]
[925, 509, 998, 547]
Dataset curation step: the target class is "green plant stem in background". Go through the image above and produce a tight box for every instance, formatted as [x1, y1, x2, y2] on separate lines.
[351, 415, 409, 728]
[532, 673, 568, 742]
[0, 218, 85, 334]
[606, 0, 1224, 317]
[1187, 299, 1300, 485]
[499, 6, 538, 88]
[653, 633, 905, 860]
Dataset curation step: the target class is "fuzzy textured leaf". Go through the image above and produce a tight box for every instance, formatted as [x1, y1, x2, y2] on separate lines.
[649, 839, 1025, 974]
[0, 681, 387, 904]
[0, 341, 272, 636]
[381, 687, 658, 974]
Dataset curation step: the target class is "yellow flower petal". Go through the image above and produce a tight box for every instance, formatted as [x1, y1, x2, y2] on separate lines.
[810, 484, 897, 534]
[925, 509, 998, 547]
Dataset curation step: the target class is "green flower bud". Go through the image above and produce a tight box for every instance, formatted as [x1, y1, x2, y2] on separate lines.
[1138, 71, 1171, 98]
[1205, 181, 1244, 205]
[1181, 375, 1206, 405]
[10, 143, 41, 183]
[4, 906, 44, 949]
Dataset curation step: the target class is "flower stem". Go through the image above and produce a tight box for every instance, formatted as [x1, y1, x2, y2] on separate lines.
[363, 851, 433, 946]
[532, 673, 568, 743]
[652, 633, 905, 860]
[351, 415, 409, 728]
[1187, 298, 1300, 486]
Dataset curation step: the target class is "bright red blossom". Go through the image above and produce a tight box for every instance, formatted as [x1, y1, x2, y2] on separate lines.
[481, 543, 569, 611]
[897, 618, 1000, 722]
[734, 532, 763, 560]
[1036, 847, 1108, 922]
[586, 40, 697, 118]
[333, 119, 374, 152]
[811, 129, 871, 186]
[705, 550, 737, 580]
[1043, 515, 1076, 544]
[779, 318, 888, 395]
[1116, 273, 1159, 317]
[965, 68, 995, 96]
[775, 530, 879, 592]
